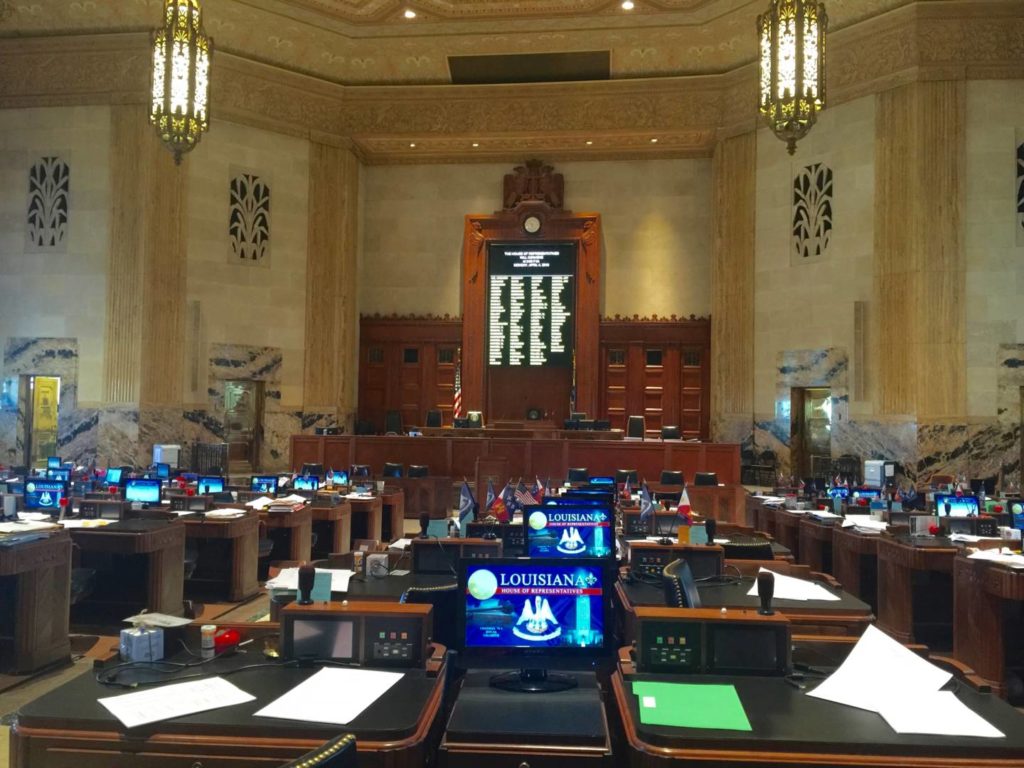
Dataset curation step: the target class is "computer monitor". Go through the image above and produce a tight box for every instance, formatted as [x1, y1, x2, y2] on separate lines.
[562, 489, 616, 506]
[23, 480, 65, 511]
[251, 475, 279, 495]
[935, 494, 980, 518]
[588, 476, 616, 486]
[328, 469, 349, 486]
[526, 506, 614, 559]
[124, 478, 162, 504]
[293, 476, 319, 492]
[827, 486, 850, 499]
[46, 468, 70, 482]
[542, 497, 611, 508]
[104, 467, 123, 486]
[47, 456, 61, 470]
[197, 475, 226, 495]
[851, 488, 881, 500]
[154, 462, 170, 481]
[459, 558, 610, 692]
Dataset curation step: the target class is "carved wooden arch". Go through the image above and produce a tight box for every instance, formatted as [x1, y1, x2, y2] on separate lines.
[461, 197, 601, 419]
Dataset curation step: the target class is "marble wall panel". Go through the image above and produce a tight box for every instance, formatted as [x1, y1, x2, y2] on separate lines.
[98, 407, 138, 467]
[57, 407, 99, 465]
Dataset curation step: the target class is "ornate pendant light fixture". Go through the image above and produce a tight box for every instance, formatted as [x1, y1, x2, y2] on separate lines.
[757, 0, 827, 155]
[150, 0, 212, 164]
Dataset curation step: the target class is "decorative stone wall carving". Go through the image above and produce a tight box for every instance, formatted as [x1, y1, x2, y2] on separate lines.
[1016, 136, 1024, 245]
[229, 172, 271, 264]
[26, 155, 69, 251]
[793, 163, 833, 262]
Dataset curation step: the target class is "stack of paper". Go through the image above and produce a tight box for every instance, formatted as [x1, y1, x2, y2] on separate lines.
[58, 518, 112, 528]
[746, 568, 840, 602]
[948, 533, 1002, 544]
[967, 548, 1024, 569]
[204, 508, 248, 519]
[246, 495, 275, 510]
[17, 511, 53, 522]
[98, 677, 255, 728]
[841, 515, 888, 533]
[265, 567, 353, 593]
[754, 495, 787, 506]
[268, 499, 306, 515]
[256, 667, 403, 725]
[808, 625, 1004, 738]
[809, 509, 843, 521]
[0, 520, 58, 534]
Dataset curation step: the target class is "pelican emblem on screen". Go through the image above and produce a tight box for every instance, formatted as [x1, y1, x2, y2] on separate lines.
[39, 492, 53, 506]
[513, 596, 561, 641]
[556, 526, 586, 554]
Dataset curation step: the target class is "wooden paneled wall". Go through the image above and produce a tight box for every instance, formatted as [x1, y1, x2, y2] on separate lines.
[104, 105, 187, 407]
[710, 133, 756, 428]
[875, 82, 966, 419]
[304, 143, 360, 424]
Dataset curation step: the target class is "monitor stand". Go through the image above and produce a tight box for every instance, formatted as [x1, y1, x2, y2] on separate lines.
[489, 668, 578, 693]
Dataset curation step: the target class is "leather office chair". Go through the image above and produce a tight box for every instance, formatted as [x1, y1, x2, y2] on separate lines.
[384, 410, 403, 435]
[627, 415, 646, 439]
[662, 559, 702, 609]
[302, 463, 325, 478]
[401, 582, 459, 650]
[661, 425, 681, 440]
[660, 470, 684, 486]
[567, 467, 589, 483]
[425, 409, 442, 428]
[351, 464, 372, 479]
[407, 465, 429, 478]
[721, 534, 775, 561]
[382, 462, 404, 478]
[279, 734, 357, 767]
[616, 469, 639, 486]
[694, 472, 719, 486]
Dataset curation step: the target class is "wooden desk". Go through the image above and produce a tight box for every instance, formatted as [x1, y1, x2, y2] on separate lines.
[954, 555, 1024, 698]
[182, 513, 259, 601]
[347, 495, 384, 542]
[0, 531, 71, 674]
[381, 489, 405, 540]
[772, 508, 803, 563]
[310, 500, 352, 557]
[650, 483, 747, 525]
[799, 517, 837, 574]
[260, 506, 312, 563]
[749, 496, 776, 537]
[877, 534, 958, 649]
[832, 526, 880, 611]
[69, 519, 185, 617]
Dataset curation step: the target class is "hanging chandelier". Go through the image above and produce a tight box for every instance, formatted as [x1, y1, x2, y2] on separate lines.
[757, 0, 827, 155]
[150, 0, 212, 164]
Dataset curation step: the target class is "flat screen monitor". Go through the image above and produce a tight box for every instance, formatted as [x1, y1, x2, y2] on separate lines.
[542, 496, 610, 508]
[562, 489, 616, 506]
[24, 480, 65, 510]
[251, 475, 279, 495]
[1012, 501, 1024, 532]
[154, 462, 170, 480]
[827, 487, 850, 499]
[197, 476, 226, 495]
[286, 617, 356, 662]
[526, 506, 614, 559]
[104, 467, 123, 486]
[935, 494, 980, 518]
[46, 468, 70, 482]
[588, 476, 615, 486]
[293, 476, 319, 492]
[47, 456, 61, 470]
[328, 469, 349, 486]
[851, 488, 881, 500]
[125, 478, 162, 504]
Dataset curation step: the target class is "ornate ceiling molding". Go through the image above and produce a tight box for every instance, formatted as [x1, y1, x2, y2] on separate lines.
[0, 1, 1019, 163]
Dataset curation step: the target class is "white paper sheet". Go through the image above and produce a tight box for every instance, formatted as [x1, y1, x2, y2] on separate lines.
[204, 508, 247, 519]
[344, 492, 375, 500]
[878, 691, 1004, 738]
[255, 667, 404, 725]
[808, 625, 952, 712]
[753, 495, 787, 505]
[58, 518, 112, 528]
[389, 538, 413, 549]
[841, 515, 888, 532]
[948, 533, 1002, 544]
[967, 548, 1024, 568]
[746, 568, 840, 602]
[265, 567, 353, 593]
[122, 611, 193, 628]
[809, 510, 843, 520]
[0, 520, 58, 533]
[277, 494, 308, 504]
[246, 496, 275, 510]
[98, 676, 255, 728]
[16, 511, 53, 521]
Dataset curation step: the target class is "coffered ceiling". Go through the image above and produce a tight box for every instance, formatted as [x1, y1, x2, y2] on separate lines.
[0, 0, 915, 85]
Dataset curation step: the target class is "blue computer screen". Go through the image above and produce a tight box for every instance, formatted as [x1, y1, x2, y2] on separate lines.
[24, 480, 65, 510]
[251, 475, 279, 494]
[827, 487, 850, 499]
[47, 456, 61, 470]
[935, 494, 979, 518]
[125, 479, 161, 504]
[293, 476, 319, 492]
[104, 467, 123, 485]
[463, 562, 604, 649]
[197, 476, 226, 495]
[329, 470, 349, 486]
[526, 507, 613, 558]
[47, 468, 70, 482]
[852, 488, 880, 500]
[154, 462, 170, 480]
[588, 476, 615, 486]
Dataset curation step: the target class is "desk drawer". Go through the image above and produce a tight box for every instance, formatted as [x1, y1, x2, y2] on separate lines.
[441, 747, 611, 768]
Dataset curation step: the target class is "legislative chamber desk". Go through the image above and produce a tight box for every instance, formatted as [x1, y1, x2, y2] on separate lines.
[69, 519, 185, 617]
[954, 554, 1024, 698]
[10, 650, 447, 768]
[611, 668, 1024, 767]
[385, 476, 451, 520]
[832, 525, 881, 611]
[182, 512, 260, 601]
[798, 516, 837, 574]
[0, 530, 71, 674]
[309, 498, 352, 558]
[292, 434, 741, 486]
[770, 508, 804, 563]
[615, 573, 873, 639]
[877, 534, 959, 650]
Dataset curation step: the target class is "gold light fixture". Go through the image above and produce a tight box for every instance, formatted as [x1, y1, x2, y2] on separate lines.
[757, 0, 826, 155]
[150, 0, 212, 164]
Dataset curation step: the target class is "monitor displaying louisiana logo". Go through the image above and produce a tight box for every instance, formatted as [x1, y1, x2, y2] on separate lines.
[463, 562, 605, 649]
[526, 506, 613, 558]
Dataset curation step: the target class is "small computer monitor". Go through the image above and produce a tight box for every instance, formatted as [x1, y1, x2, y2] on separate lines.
[251, 475, 279, 495]
[827, 486, 850, 499]
[24, 480, 65, 510]
[935, 494, 980, 518]
[154, 462, 170, 481]
[293, 476, 319, 492]
[851, 488, 881, 500]
[1012, 501, 1024, 532]
[47, 468, 70, 482]
[329, 469, 349, 486]
[588, 476, 616, 486]
[543, 497, 611, 508]
[47, 456, 61, 470]
[125, 478, 162, 504]
[285, 616, 356, 662]
[526, 506, 614, 559]
[197, 476, 226, 495]
[104, 467, 123, 486]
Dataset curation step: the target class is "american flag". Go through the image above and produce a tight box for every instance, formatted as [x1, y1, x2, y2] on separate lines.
[515, 482, 538, 507]
[453, 348, 463, 419]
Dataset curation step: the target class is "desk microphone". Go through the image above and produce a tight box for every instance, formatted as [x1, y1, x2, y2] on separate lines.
[705, 519, 717, 545]
[418, 512, 430, 539]
[757, 571, 775, 616]
[944, 501, 952, 517]
[297, 563, 315, 605]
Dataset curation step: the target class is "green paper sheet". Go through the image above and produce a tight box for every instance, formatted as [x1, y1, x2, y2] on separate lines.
[631, 681, 752, 731]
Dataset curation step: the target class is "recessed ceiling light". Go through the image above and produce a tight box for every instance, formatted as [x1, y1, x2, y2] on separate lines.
[409, 142, 416, 148]
[622, 0, 635, 9]
[472, 142, 479, 147]
[585, 140, 593, 145]
[403, 8, 416, 18]
[650, 138, 658, 143]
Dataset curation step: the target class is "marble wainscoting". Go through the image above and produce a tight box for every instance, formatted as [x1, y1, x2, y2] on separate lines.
[97, 407, 139, 466]
[711, 414, 755, 452]
[832, 419, 918, 481]
[0, 410, 17, 464]
[916, 421, 1021, 486]
[57, 407, 100, 465]
[263, 410, 304, 471]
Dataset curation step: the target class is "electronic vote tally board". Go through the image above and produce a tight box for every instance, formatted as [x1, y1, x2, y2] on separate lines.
[487, 242, 576, 367]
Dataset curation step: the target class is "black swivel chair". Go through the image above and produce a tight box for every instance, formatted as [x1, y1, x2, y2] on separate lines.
[660, 470, 684, 486]
[302, 463, 325, 478]
[407, 465, 429, 478]
[401, 582, 459, 651]
[425, 410, 442, 428]
[567, 467, 589, 483]
[384, 410, 403, 435]
[694, 472, 719, 486]
[662, 559, 702, 609]
[351, 464, 372, 480]
[615, 469, 639, 486]
[661, 425, 681, 440]
[627, 415, 646, 439]
[382, 463, 404, 478]
[721, 535, 775, 561]
[279, 734, 357, 767]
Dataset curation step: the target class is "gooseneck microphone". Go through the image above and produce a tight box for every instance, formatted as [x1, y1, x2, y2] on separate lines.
[297, 563, 315, 605]
[757, 571, 775, 616]
[705, 518, 717, 545]
[418, 512, 430, 539]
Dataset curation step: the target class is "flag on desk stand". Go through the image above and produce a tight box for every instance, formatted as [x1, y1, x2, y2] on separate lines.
[490, 482, 510, 523]
[516, 481, 538, 507]
[676, 485, 692, 525]
[504, 482, 522, 520]
[485, 480, 497, 511]
[621, 476, 632, 502]
[453, 347, 464, 420]
[639, 483, 656, 524]
[531, 477, 545, 503]
[458, 481, 476, 524]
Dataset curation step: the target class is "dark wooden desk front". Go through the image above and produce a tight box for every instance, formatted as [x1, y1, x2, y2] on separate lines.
[310, 500, 352, 557]
[832, 526, 880, 611]
[799, 517, 837, 574]
[0, 531, 71, 674]
[260, 506, 312, 563]
[876, 535, 958, 649]
[385, 476, 450, 520]
[183, 513, 260, 601]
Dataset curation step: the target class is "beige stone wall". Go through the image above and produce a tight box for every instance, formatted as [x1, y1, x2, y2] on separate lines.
[0, 106, 110, 404]
[184, 119, 310, 408]
[358, 159, 712, 319]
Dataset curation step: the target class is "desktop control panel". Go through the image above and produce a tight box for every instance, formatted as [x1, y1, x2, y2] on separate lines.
[366, 617, 422, 666]
[642, 623, 702, 673]
[624, 541, 724, 580]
